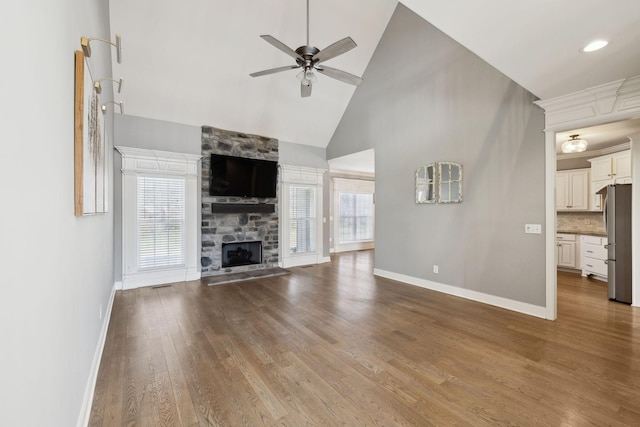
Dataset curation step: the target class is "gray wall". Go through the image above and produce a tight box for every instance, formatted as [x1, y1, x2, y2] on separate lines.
[328, 4, 546, 306]
[113, 114, 201, 281]
[1, 1, 115, 425]
[279, 141, 328, 169]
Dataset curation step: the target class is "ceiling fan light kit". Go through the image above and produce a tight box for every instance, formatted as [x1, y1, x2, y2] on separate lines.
[250, 0, 363, 97]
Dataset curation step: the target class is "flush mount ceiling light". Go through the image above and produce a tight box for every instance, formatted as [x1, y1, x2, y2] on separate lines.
[581, 40, 608, 53]
[561, 134, 588, 153]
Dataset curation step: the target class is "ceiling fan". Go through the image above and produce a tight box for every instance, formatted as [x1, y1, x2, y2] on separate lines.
[249, 0, 363, 97]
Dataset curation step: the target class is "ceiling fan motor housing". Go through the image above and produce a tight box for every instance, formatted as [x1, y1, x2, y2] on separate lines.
[295, 45, 320, 69]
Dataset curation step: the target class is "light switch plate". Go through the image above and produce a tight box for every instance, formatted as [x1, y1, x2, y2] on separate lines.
[525, 224, 542, 234]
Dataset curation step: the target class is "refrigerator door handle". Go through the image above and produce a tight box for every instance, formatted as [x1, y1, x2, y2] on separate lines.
[603, 193, 608, 229]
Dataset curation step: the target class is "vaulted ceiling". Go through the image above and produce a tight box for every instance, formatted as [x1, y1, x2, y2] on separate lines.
[109, 0, 640, 148]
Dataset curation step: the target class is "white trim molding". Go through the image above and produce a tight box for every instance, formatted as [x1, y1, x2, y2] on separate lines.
[116, 146, 202, 289]
[535, 74, 640, 315]
[535, 76, 640, 132]
[374, 269, 547, 319]
[630, 133, 640, 308]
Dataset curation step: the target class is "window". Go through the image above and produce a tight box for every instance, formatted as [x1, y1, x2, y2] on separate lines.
[289, 185, 316, 254]
[137, 176, 185, 269]
[339, 192, 374, 243]
[279, 165, 326, 268]
[117, 146, 201, 289]
[332, 178, 374, 254]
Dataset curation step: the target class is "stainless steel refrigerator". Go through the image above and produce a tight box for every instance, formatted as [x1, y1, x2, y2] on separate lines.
[605, 184, 632, 303]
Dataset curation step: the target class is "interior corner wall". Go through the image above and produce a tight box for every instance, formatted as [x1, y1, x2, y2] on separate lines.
[327, 4, 546, 306]
[112, 114, 202, 283]
[0, 1, 115, 425]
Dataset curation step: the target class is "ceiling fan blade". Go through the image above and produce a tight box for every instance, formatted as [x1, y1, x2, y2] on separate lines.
[316, 65, 363, 86]
[260, 35, 303, 61]
[250, 65, 300, 78]
[313, 37, 357, 63]
[301, 83, 312, 98]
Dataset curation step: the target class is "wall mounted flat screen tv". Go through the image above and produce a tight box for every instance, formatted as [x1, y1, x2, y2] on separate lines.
[209, 154, 278, 198]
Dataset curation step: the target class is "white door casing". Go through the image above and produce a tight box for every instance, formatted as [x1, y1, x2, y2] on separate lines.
[535, 75, 640, 317]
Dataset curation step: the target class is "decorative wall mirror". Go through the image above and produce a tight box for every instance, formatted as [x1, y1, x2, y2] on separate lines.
[438, 162, 462, 203]
[415, 163, 436, 203]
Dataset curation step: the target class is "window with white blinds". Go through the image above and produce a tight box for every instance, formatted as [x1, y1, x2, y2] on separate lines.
[137, 176, 186, 270]
[289, 185, 316, 254]
[339, 192, 374, 243]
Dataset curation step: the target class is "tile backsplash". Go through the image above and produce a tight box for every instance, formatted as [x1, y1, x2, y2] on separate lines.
[557, 211, 605, 234]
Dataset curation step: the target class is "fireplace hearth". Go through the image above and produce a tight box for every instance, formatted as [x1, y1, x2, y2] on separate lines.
[222, 241, 262, 268]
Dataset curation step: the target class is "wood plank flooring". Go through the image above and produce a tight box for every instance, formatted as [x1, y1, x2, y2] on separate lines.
[89, 251, 640, 426]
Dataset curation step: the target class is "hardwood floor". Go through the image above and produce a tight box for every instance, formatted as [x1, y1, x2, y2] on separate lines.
[89, 251, 640, 426]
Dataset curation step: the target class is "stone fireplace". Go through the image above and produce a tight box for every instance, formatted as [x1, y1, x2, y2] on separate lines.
[200, 126, 279, 276]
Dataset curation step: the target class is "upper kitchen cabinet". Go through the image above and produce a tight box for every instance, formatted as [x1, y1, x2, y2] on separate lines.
[556, 169, 589, 211]
[589, 150, 632, 192]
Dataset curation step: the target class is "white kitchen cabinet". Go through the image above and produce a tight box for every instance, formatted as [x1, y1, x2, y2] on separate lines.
[580, 235, 608, 279]
[556, 233, 578, 269]
[556, 169, 589, 211]
[589, 150, 632, 194]
[590, 192, 603, 212]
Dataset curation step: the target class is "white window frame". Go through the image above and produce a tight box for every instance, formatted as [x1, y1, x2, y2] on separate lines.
[116, 146, 201, 289]
[280, 165, 327, 268]
[333, 178, 375, 253]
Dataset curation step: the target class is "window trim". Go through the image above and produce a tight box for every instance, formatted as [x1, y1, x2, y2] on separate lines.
[279, 165, 327, 268]
[116, 146, 201, 289]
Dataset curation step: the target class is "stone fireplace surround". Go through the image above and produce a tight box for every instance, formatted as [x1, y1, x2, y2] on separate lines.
[200, 126, 279, 276]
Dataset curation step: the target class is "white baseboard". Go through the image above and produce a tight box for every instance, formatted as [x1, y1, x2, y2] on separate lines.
[321, 256, 331, 263]
[76, 282, 117, 427]
[373, 268, 547, 319]
[114, 281, 123, 291]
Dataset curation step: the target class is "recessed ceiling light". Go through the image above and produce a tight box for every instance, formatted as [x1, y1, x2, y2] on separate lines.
[581, 40, 608, 53]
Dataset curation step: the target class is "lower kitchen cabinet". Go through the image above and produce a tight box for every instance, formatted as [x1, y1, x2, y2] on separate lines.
[581, 235, 608, 279]
[556, 233, 578, 269]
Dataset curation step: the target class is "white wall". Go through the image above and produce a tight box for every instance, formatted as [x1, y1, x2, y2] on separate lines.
[0, 1, 115, 426]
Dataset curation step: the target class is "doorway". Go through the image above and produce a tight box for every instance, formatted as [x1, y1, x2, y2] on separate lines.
[537, 79, 640, 318]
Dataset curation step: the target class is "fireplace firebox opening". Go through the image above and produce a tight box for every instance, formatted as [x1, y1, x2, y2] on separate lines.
[222, 241, 262, 268]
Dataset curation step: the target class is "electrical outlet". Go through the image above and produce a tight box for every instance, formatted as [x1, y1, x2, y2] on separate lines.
[433, 265, 439, 274]
[525, 224, 542, 234]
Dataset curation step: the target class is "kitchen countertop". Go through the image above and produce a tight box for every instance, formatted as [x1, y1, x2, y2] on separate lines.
[557, 230, 607, 237]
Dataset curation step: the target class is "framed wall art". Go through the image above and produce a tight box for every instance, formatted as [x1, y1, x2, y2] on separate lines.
[74, 50, 107, 215]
